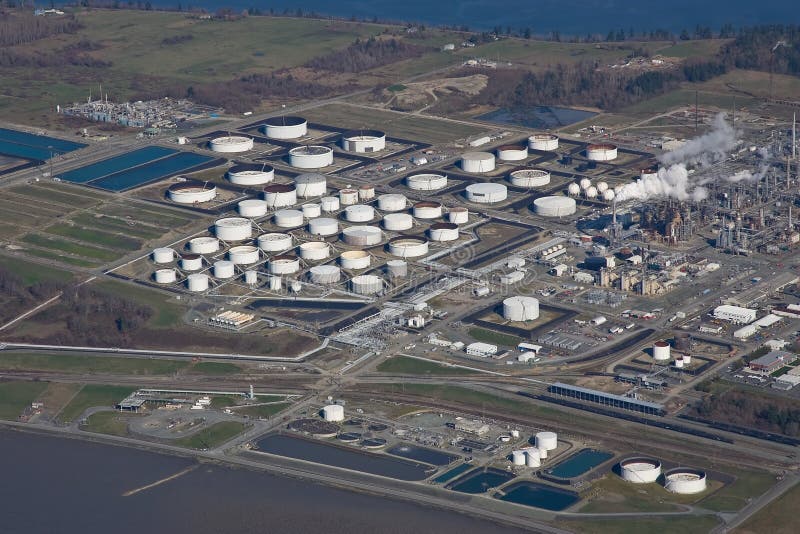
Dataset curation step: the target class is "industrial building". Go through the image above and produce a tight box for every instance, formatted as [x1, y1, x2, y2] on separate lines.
[548, 383, 665, 415]
[713, 305, 757, 324]
[466, 342, 498, 357]
[748, 351, 797, 374]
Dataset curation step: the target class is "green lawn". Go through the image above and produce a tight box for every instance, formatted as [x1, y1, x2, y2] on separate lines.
[210, 395, 241, 410]
[82, 410, 134, 437]
[97, 205, 191, 228]
[558, 516, 720, 534]
[58, 385, 136, 422]
[0, 352, 188, 375]
[376, 356, 479, 376]
[0, 255, 74, 286]
[44, 224, 143, 251]
[92, 280, 183, 328]
[579, 474, 704, 513]
[189, 362, 243, 375]
[468, 327, 521, 347]
[19, 247, 100, 268]
[9, 185, 105, 208]
[236, 402, 291, 419]
[173, 421, 248, 450]
[0, 381, 49, 420]
[700, 469, 777, 512]
[736, 482, 800, 534]
[71, 213, 166, 240]
[21, 233, 118, 262]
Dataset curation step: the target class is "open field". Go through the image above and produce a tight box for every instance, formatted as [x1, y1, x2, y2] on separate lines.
[620, 88, 759, 115]
[18, 248, 100, 268]
[376, 356, 480, 375]
[59, 384, 136, 422]
[82, 410, 136, 437]
[0, 380, 49, 420]
[559, 516, 720, 534]
[235, 402, 292, 419]
[468, 327, 521, 347]
[0, 352, 188, 375]
[21, 233, 119, 262]
[173, 421, 248, 449]
[579, 473, 716, 513]
[0, 254, 73, 286]
[44, 224, 143, 251]
[736, 482, 800, 534]
[701, 469, 778, 512]
[694, 69, 800, 102]
[188, 362, 243, 375]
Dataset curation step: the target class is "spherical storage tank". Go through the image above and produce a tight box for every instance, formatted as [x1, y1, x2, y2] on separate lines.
[302, 203, 321, 219]
[339, 189, 358, 206]
[209, 136, 253, 153]
[258, 232, 293, 252]
[341, 130, 386, 153]
[383, 213, 414, 231]
[261, 116, 307, 140]
[152, 247, 174, 264]
[579, 178, 592, 190]
[228, 245, 260, 265]
[344, 204, 375, 222]
[412, 201, 443, 220]
[213, 260, 235, 279]
[186, 273, 209, 292]
[308, 217, 339, 237]
[653, 341, 671, 362]
[263, 183, 297, 208]
[533, 196, 577, 217]
[226, 164, 274, 185]
[274, 209, 304, 228]
[269, 254, 300, 275]
[214, 217, 252, 242]
[321, 196, 341, 212]
[238, 199, 268, 218]
[168, 181, 217, 204]
[351, 274, 383, 295]
[584, 186, 598, 199]
[528, 134, 559, 151]
[428, 222, 459, 242]
[342, 226, 382, 246]
[188, 237, 219, 255]
[602, 189, 616, 201]
[534, 431, 558, 451]
[294, 173, 327, 198]
[180, 253, 202, 271]
[465, 183, 507, 203]
[340, 250, 371, 270]
[448, 207, 469, 224]
[407, 173, 447, 191]
[503, 296, 540, 322]
[596, 181, 609, 193]
[619, 458, 662, 484]
[586, 143, 618, 161]
[497, 144, 528, 161]
[388, 236, 429, 258]
[664, 469, 707, 494]
[289, 146, 333, 169]
[309, 265, 341, 284]
[322, 404, 345, 422]
[509, 169, 550, 188]
[154, 269, 176, 284]
[461, 151, 496, 173]
[377, 193, 407, 212]
[298, 241, 330, 261]
[567, 183, 581, 196]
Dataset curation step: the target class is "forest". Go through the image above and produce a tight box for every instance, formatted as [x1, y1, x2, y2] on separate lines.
[0, 266, 66, 323]
[0, 10, 82, 47]
[691, 387, 800, 437]
[306, 37, 425, 73]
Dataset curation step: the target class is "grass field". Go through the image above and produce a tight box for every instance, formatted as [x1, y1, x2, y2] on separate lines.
[736, 482, 800, 534]
[620, 88, 758, 115]
[21, 233, 119, 262]
[189, 362, 243, 375]
[376, 356, 479, 375]
[558, 516, 720, 534]
[71, 214, 166, 240]
[467, 327, 521, 347]
[59, 384, 136, 422]
[0, 255, 73, 285]
[92, 279, 183, 328]
[700, 469, 777, 512]
[173, 421, 248, 450]
[0, 352, 188, 375]
[579, 474, 711, 513]
[82, 410, 134, 437]
[235, 402, 291, 419]
[44, 224, 143, 251]
[210, 395, 242, 410]
[9, 184, 105, 208]
[18, 247, 99, 268]
[0, 381, 49, 420]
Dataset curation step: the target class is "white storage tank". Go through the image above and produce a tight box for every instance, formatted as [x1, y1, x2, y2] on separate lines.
[294, 173, 327, 198]
[213, 260, 236, 279]
[342, 226, 382, 246]
[344, 204, 375, 222]
[377, 193, 407, 212]
[308, 217, 339, 237]
[274, 209, 304, 228]
[340, 250, 371, 270]
[320, 196, 341, 212]
[584, 185, 598, 199]
[428, 222, 459, 242]
[503, 296, 540, 322]
[388, 236, 429, 258]
[412, 201, 443, 220]
[244, 270, 258, 285]
[257, 233, 292, 252]
[358, 184, 376, 201]
[586, 143, 618, 161]
[298, 241, 330, 261]
[567, 183, 581, 196]
[465, 183, 507, 203]
[596, 181, 609, 193]
[341, 130, 386, 153]
[261, 116, 307, 140]
[619, 458, 662, 484]
[509, 169, 550, 188]
[215, 217, 252, 242]
[386, 259, 408, 278]
[152, 247, 174, 264]
[180, 253, 203, 271]
[602, 189, 616, 201]
[269, 276, 282, 291]
[461, 151, 496, 173]
[448, 207, 469, 224]
[511, 450, 526, 466]
[351, 274, 383, 295]
[228, 245, 260, 265]
[209, 135, 253, 153]
[186, 273, 209, 292]
[154, 269, 176, 284]
[289, 145, 333, 169]
[263, 183, 297, 208]
[497, 144, 528, 161]
[322, 404, 345, 422]
[309, 265, 341, 284]
[528, 134, 559, 151]
[675, 358, 685, 369]
[579, 178, 592, 190]
[302, 203, 321, 218]
[238, 199, 268, 218]
[533, 196, 577, 217]
[188, 237, 220, 255]
[640, 166, 658, 180]
[664, 469, 707, 494]
[525, 449, 541, 468]
[653, 341, 671, 361]
[226, 164, 274, 185]
[407, 173, 447, 191]
[383, 213, 414, 231]
[338, 189, 359, 206]
[168, 181, 217, 204]
[269, 254, 300, 275]
[534, 431, 557, 451]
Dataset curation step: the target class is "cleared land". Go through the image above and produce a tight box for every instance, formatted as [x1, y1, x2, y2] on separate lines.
[376, 356, 479, 376]
[736, 482, 800, 534]
[189, 362, 243, 375]
[0, 380, 49, 420]
[0, 352, 188, 375]
[59, 384, 136, 422]
[235, 402, 292, 419]
[701, 469, 778, 512]
[173, 421, 248, 449]
[468, 327, 521, 347]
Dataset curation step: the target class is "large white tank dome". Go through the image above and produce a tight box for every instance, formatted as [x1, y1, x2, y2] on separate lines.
[619, 458, 662, 484]
[209, 135, 253, 153]
[261, 115, 307, 140]
[509, 169, 550, 188]
[461, 151, 496, 173]
[227, 164, 274, 185]
[503, 296, 540, 321]
[168, 181, 216, 204]
[533, 196, 576, 217]
[294, 173, 327, 198]
[465, 183, 507, 203]
[289, 145, 333, 169]
[664, 469, 707, 494]
[407, 173, 447, 191]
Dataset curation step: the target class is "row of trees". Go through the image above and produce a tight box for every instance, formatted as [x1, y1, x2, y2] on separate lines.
[0, 11, 82, 47]
[306, 37, 424, 73]
[692, 389, 800, 437]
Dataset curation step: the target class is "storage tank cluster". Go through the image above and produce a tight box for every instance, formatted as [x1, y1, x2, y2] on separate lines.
[226, 164, 274, 185]
[215, 217, 252, 242]
[209, 135, 254, 153]
[294, 173, 327, 198]
[496, 144, 529, 161]
[263, 183, 297, 208]
[465, 183, 507, 203]
[407, 173, 447, 191]
[261, 116, 308, 140]
[461, 151, 496, 173]
[509, 169, 550, 188]
[586, 143, 618, 161]
[341, 130, 386, 153]
[653, 341, 671, 362]
[168, 181, 217, 204]
[619, 458, 662, 484]
[533, 196, 577, 217]
[289, 145, 333, 169]
[528, 134, 559, 151]
[503, 296, 540, 322]
[511, 448, 541, 468]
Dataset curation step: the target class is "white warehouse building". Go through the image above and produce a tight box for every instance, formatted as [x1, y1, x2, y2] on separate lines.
[713, 305, 757, 324]
[466, 342, 498, 357]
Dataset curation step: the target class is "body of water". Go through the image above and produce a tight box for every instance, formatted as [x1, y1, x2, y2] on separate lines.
[546, 449, 614, 479]
[0, 128, 86, 161]
[58, 146, 177, 184]
[386, 443, 459, 466]
[499, 481, 580, 511]
[0, 430, 526, 533]
[447, 467, 515, 494]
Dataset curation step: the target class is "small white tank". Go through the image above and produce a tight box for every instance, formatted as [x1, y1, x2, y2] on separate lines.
[322, 404, 344, 422]
[448, 207, 469, 224]
[180, 254, 203, 271]
[525, 449, 541, 468]
[339, 189, 359, 206]
[186, 273, 209, 292]
[244, 270, 258, 285]
[213, 260, 236, 279]
[511, 450, 526, 466]
[269, 276, 282, 291]
[567, 183, 581, 196]
[534, 431, 557, 451]
[154, 269, 176, 284]
[302, 203, 321, 218]
[152, 247, 174, 264]
[320, 196, 341, 212]
[579, 178, 592, 190]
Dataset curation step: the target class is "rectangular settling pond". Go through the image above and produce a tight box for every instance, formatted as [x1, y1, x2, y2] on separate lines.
[386, 444, 459, 466]
[0, 128, 86, 161]
[447, 467, 515, 494]
[545, 449, 613, 479]
[499, 482, 579, 511]
[88, 152, 216, 192]
[58, 146, 177, 184]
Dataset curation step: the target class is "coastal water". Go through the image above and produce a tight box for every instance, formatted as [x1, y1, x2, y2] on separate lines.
[0, 430, 526, 533]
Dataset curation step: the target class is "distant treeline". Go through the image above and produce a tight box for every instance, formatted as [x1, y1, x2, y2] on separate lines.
[306, 37, 425, 73]
[0, 265, 65, 323]
[0, 10, 82, 47]
[691, 388, 800, 437]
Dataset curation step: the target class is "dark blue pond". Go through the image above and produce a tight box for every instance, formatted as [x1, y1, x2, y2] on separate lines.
[0, 127, 86, 155]
[59, 146, 177, 184]
[546, 449, 613, 479]
[447, 467, 515, 494]
[88, 152, 216, 192]
[386, 444, 458, 466]
[433, 463, 473, 484]
[499, 481, 579, 511]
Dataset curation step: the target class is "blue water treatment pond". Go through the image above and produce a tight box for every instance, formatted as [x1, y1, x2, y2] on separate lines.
[59, 146, 177, 184]
[0, 128, 86, 160]
[546, 449, 613, 479]
[87, 152, 216, 192]
[478, 106, 597, 129]
[386, 444, 458, 466]
[447, 467, 515, 494]
[499, 482, 579, 511]
[433, 463, 473, 484]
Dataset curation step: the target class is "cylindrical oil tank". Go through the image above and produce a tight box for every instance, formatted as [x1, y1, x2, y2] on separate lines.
[528, 134, 559, 151]
[302, 203, 321, 218]
[534, 431, 557, 451]
[640, 167, 659, 180]
[289, 146, 333, 169]
[154, 269, 176, 284]
[209, 136, 253, 153]
[664, 469, 707, 494]
[511, 450, 526, 466]
[533, 196, 577, 217]
[342, 226, 382, 246]
[351, 274, 383, 295]
[309, 265, 341, 284]
[619, 458, 662, 484]
[213, 260, 235, 279]
[228, 245, 260, 265]
[465, 183, 507, 203]
[412, 201, 443, 219]
[269, 254, 300, 275]
[257, 233, 292, 252]
[261, 115, 307, 140]
[269, 276, 282, 291]
[214, 218, 252, 242]
[340, 250, 371, 270]
[567, 183, 581, 196]
[344, 204, 375, 222]
[168, 181, 217, 204]
[238, 199, 268, 218]
[322, 404, 345, 422]
[180, 253, 203, 271]
[294, 173, 327, 198]
[653, 341, 671, 361]
[152, 247, 174, 264]
[320, 196, 341, 212]
[383, 213, 413, 231]
[186, 273, 209, 292]
[407, 173, 447, 191]
[339, 189, 359, 206]
[461, 151, 496, 173]
[428, 222, 459, 242]
[340, 130, 386, 153]
[683, 354, 692, 365]
[377, 193, 407, 212]
[226, 163, 274, 185]
[244, 270, 258, 285]
[497, 144, 528, 161]
[509, 169, 550, 188]
[674, 332, 691, 351]
[298, 241, 330, 261]
[358, 184, 375, 200]
[308, 217, 339, 237]
[586, 143, 618, 161]
[188, 237, 219, 254]
[263, 183, 297, 208]
[448, 207, 469, 224]
[539, 447, 548, 460]
[386, 259, 408, 278]
[388, 236, 429, 258]
[503, 296, 540, 321]
[274, 209, 304, 228]
[525, 449, 541, 468]
[675, 358, 685, 369]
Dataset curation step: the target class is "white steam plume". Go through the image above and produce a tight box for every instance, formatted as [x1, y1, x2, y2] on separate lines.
[658, 113, 738, 167]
